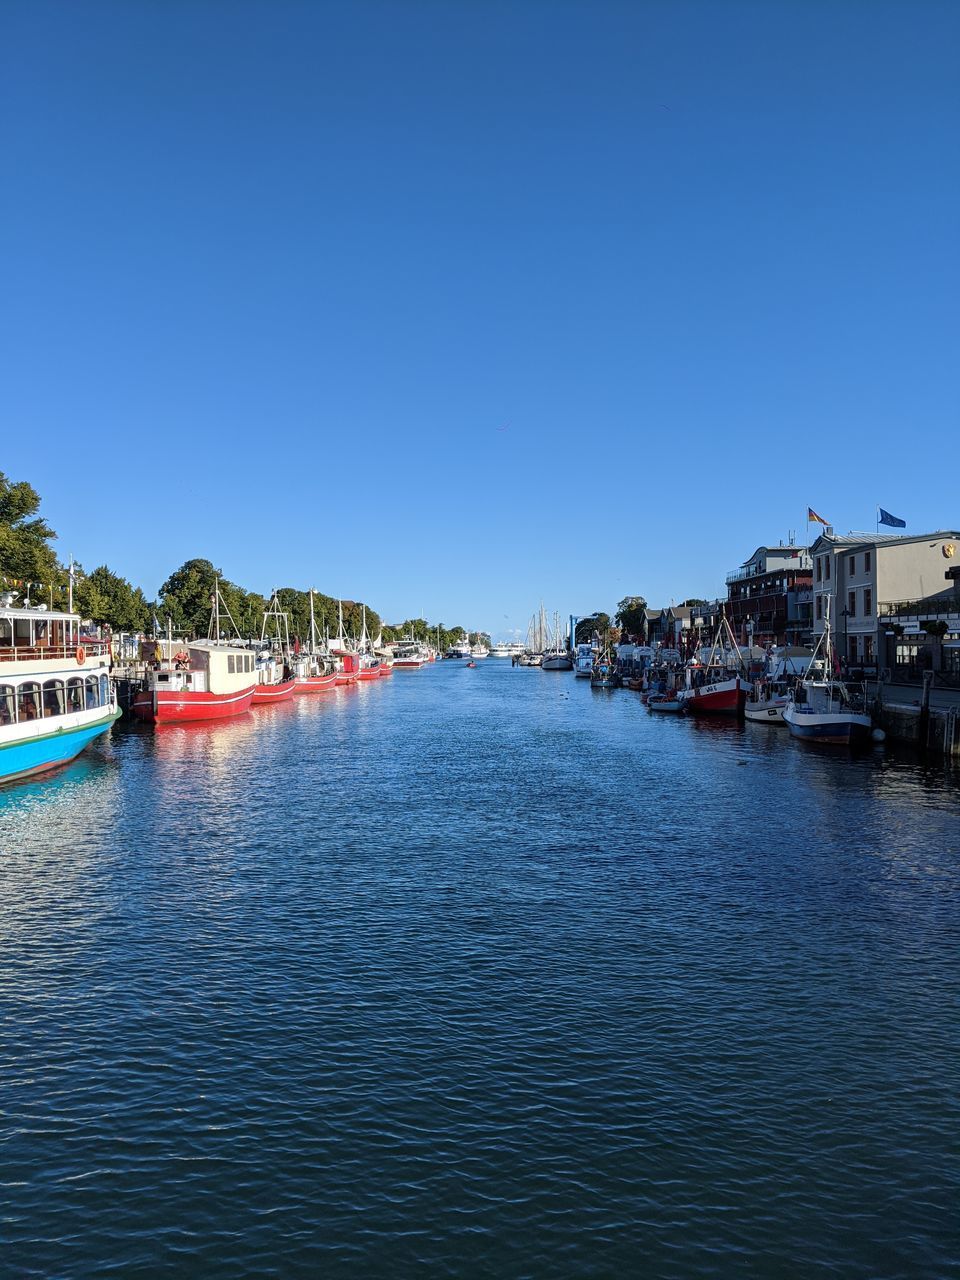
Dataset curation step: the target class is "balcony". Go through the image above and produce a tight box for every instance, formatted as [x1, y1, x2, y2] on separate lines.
[725, 565, 761, 584]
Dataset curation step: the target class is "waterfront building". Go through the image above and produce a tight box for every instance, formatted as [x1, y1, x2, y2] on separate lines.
[725, 541, 813, 648]
[809, 528, 960, 668]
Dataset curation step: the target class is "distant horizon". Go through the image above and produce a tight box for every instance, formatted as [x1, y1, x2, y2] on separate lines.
[3, 1, 957, 637]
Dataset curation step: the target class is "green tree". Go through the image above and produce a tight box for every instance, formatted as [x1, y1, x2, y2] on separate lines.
[0, 471, 59, 593]
[155, 559, 250, 637]
[615, 595, 648, 638]
[682, 598, 707, 607]
[576, 612, 611, 644]
[75, 564, 151, 631]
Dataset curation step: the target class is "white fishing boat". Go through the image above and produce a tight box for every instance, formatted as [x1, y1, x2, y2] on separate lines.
[744, 650, 812, 724]
[783, 598, 872, 744]
[574, 642, 594, 678]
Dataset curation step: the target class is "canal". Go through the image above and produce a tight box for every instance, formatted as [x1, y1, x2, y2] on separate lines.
[2, 660, 958, 1277]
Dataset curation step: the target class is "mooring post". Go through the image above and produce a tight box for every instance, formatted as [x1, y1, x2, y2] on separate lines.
[919, 669, 934, 748]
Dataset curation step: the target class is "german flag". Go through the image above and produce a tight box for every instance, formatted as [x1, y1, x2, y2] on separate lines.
[807, 507, 829, 525]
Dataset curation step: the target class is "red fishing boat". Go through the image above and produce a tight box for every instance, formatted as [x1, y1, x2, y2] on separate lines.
[292, 588, 338, 693]
[334, 651, 360, 685]
[251, 677, 296, 705]
[250, 592, 297, 706]
[678, 614, 748, 717]
[132, 640, 257, 723]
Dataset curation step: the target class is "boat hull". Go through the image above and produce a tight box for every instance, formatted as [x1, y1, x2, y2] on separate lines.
[294, 674, 338, 693]
[648, 698, 683, 713]
[132, 686, 256, 723]
[680, 677, 746, 717]
[541, 656, 573, 671]
[744, 697, 788, 724]
[0, 709, 121, 785]
[783, 705, 872, 744]
[251, 679, 296, 705]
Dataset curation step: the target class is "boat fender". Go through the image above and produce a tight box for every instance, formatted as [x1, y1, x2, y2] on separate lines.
[76, 645, 86, 664]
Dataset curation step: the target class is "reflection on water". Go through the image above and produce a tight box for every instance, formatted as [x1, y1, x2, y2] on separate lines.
[0, 663, 958, 1278]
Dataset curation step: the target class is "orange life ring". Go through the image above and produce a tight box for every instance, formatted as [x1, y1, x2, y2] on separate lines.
[76, 646, 85, 664]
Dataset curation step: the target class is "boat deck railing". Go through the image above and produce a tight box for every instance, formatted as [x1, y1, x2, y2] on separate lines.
[0, 642, 110, 664]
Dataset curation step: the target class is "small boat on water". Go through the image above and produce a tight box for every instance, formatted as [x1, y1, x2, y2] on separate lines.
[0, 594, 120, 784]
[292, 590, 338, 693]
[445, 636, 472, 660]
[590, 639, 621, 689]
[251, 591, 296, 705]
[466, 660, 477, 668]
[783, 598, 872, 745]
[574, 642, 595, 678]
[743, 648, 813, 724]
[647, 693, 683, 713]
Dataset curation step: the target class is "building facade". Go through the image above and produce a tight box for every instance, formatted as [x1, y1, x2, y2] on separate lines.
[809, 529, 960, 666]
[725, 543, 813, 647]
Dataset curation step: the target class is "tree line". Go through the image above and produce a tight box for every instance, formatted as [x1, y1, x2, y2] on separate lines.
[0, 471, 473, 648]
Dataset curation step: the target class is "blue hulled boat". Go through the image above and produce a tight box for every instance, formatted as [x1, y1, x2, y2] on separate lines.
[0, 593, 120, 787]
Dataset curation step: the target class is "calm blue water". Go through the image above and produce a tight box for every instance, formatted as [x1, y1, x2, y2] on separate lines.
[2, 661, 959, 1278]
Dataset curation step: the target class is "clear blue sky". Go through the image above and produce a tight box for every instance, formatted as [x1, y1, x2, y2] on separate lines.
[2, 0, 957, 637]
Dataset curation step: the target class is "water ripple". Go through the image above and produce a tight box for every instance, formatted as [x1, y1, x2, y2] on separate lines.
[1, 664, 958, 1277]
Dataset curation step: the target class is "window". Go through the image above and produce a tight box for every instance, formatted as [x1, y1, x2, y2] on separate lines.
[228, 655, 236, 673]
[849, 555, 856, 575]
[863, 588, 872, 616]
[825, 558, 831, 581]
[66, 677, 84, 713]
[245, 655, 252, 673]
[0, 684, 14, 725]
[816, 558, 822, 582]
[86, 675, 100, 709]
[847, 591, 856, 617]
[849, 637, 858, 662]
[18, 683, 40, 720]
[0, 619, 11, 647]
[14, 618, 31, 645]
[816, 595, 823, 620]
[864, 636, 874, 661]
[865, 551, 872, 573]
[99, 674, 109, 706]
[42, 679, 65, 717]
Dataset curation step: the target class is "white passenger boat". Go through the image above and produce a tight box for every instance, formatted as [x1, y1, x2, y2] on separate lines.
[0, 594, 120, 785]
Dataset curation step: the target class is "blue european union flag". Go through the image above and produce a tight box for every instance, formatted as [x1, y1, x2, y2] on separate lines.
[878, 507, 906, 528]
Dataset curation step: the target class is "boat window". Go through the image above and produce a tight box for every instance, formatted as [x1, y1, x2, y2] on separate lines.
[14, 618, 31, 646]
[66, 677, 85, 713]
[42, 678, 65, 717]
[18, 681, 41, 721]
[228, 655, 236, 674]
[35, 619, 48, 644]
[99, 675, 109, 705]
[0, 684, 14, 725]
[86, 675, 100, 709]
[246, 655, 252, 672]
[0, 618, 11, 647]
